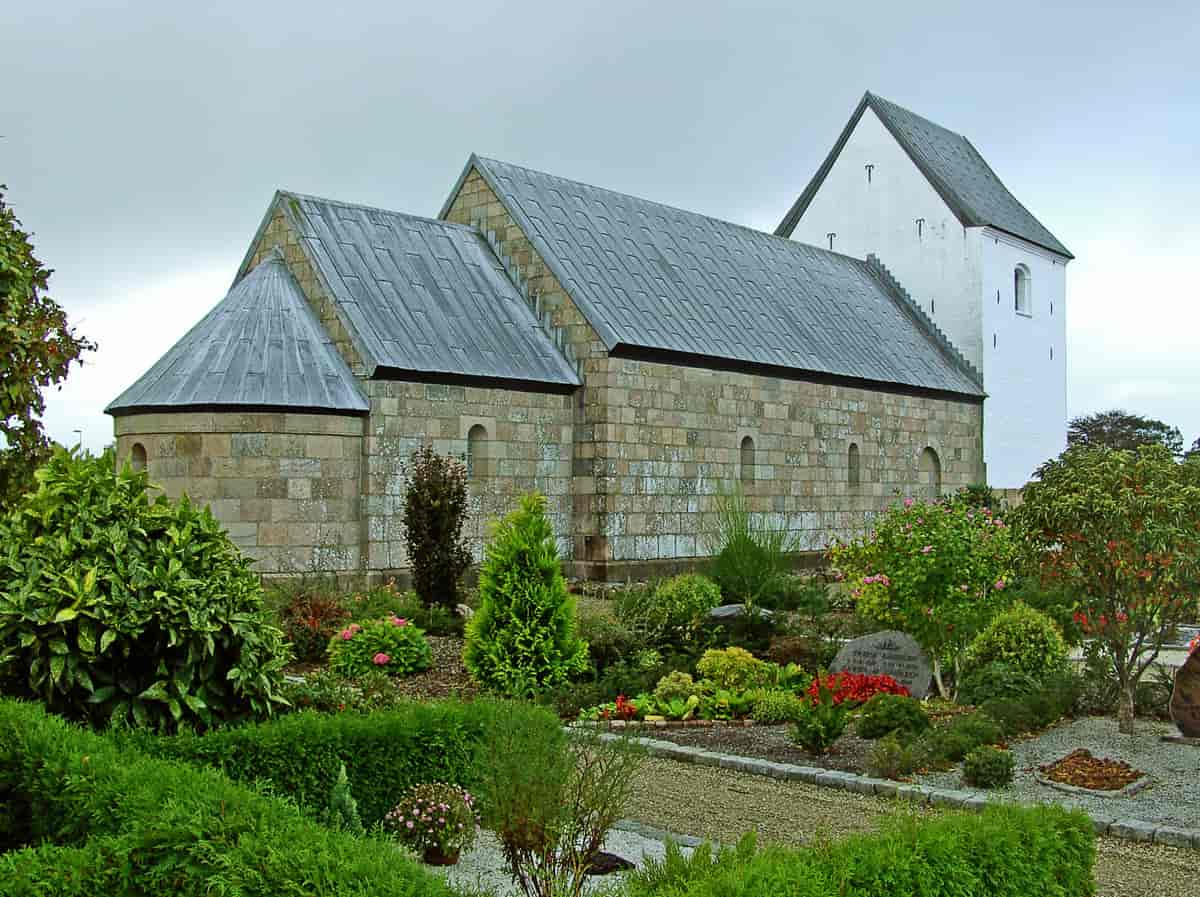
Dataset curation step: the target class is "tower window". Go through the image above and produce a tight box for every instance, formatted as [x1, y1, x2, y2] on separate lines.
[1014, 265, 1032, 315]
[131, 442, 147, 472]
[740, 436, 755, 484]
[848, 442, 861, 488]
[919, 447, 942, 499]
[466, 425, 488, 479]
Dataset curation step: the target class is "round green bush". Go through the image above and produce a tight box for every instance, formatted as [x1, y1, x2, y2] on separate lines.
[963, 603, 1068, 682]
[979, 697, 1040, 736]
[327, 617, 432, 678]
[866, 734, 924, 780]
[0, 448, 288, 732]
[616, 573, 720, 649]
[750, 689, 806, 724]
[921, 711, 1005, 764]
[653, 670, 700, 703]
[856, 693, 931, 740]
[962, 745, 1016, 788]
[463, 492, 588, 697]
[695, 646, 773, 691]
[957, 661, 1041, 706]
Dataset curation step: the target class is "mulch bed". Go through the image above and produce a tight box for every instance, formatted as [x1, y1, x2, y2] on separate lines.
[391, 636, 478, 700]
[647, 721, 877, 774]
[1037, 748, 1145, 791]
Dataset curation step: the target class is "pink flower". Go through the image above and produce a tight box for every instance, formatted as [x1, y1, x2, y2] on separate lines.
[406, 820, 414, 829]
[391, 616, 408, 626]
[373, 652, 391, 665]
[340, 629, 354, 640]
[903, 497, 915, 508]
[994, 579, 1006, 590]
[921, 545, 933, 554]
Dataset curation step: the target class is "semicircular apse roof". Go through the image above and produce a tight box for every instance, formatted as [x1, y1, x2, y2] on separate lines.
[105, 249, 369, 416]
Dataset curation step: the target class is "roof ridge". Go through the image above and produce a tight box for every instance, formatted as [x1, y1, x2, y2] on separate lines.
[279, 190, 480, 233]
[864, 254, 983, 389]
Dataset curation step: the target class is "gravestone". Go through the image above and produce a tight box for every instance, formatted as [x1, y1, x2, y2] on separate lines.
[830, 630, 932, 699]
[1169, 650, 1200, 739]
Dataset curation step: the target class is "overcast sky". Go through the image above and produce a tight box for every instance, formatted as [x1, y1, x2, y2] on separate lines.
[4, 1, 1198, 454]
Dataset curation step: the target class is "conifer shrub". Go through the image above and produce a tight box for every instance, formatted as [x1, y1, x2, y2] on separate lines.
[463, 492, 588, 697]
[403, 444, 471, 610]
[0, 448, 288, 733]
[324, 762, 365, 835]
[963, 745, 1016, 788]
[856, 693, 931, 740]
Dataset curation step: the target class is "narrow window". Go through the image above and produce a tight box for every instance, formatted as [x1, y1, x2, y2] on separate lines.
[740, 436, 755, 484]
[919, 447, 942, 499]
[1014, 265, 1031, 315]
[466, 425, 488, 480]
[848, 442, 861, 488]
[131, 442, 147, 472]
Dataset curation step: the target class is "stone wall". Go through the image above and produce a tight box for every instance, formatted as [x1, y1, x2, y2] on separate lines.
[113, 411, 364, 574]
[361, 379, 575, 573]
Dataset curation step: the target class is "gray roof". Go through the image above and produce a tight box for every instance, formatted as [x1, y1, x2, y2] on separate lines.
[256, 193, 581, 390]
[460, 155, 983, 398]
[775, 92, 1072, 259]
[106, 250, 369, 416]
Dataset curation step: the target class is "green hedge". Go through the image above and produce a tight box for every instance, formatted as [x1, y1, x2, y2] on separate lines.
[0, 698, 453, 896]
[629, 803, 1095, 897]
[126, 698, 534, 827]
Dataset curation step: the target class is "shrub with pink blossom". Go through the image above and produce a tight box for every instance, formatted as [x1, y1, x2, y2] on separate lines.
[829, 493, 1018, 698]
[326, 616, 431, 679]
[384, 782, 479, 860]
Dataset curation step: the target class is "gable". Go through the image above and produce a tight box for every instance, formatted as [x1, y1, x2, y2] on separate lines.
[239, 192, 582, 391]
[463, 155, 983, 399]
[776, 92, 1072, 259]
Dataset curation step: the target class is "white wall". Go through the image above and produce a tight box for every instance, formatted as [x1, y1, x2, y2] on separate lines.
[978, 228, 1068, 487]
[789, 107, 983, 367]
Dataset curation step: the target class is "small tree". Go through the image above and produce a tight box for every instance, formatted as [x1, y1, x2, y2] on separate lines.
[1013, 444, 1200, 734]
[402, 444, 471, 609]
[324, 762, 365, 835]
[1068, 409, 1183, 456]
[463, 492, 588, 697]
[0, 186, 96, 510]
[829, 495, 1018, 698]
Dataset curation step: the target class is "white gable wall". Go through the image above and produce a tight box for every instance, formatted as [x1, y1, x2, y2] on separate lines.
[789, 107, 983, 368]
[979, 228, 1068, 487]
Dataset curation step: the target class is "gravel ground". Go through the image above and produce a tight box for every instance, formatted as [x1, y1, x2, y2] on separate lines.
[419, 826, 690, 897]
[624, 756, 1197, 897]
[917, 716, 1200, 829]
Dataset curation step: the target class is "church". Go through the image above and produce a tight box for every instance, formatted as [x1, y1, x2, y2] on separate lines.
[106, 92, 1070, 581]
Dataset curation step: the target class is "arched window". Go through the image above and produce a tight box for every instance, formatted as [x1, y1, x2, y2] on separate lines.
[740, 436, 755, 484]
[1014, 265, 1031, 315]
[919, 447, 942, 499]
[848, 442, 861, 488]
[466, 425, 488, 479]
[131, 442, 147, 472]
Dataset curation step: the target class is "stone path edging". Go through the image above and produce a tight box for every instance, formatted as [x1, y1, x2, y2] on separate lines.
[578, 730, 1200, 851]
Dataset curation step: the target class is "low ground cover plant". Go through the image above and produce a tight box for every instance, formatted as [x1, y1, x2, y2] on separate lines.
[327, 616, 432, 678]
[804, 671, 909, 706]
[0, 449, 288, 733]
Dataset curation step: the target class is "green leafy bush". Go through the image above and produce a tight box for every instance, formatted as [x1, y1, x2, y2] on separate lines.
[979, 697, 1040, 736]
[856, 694, 930, 740]
[464, 492, 588, 697]
[921, 711, 1004, 765]
[695, 647, 773, 691]
[616, 574, 720, 650]
[0, 698, 454, 896]
[327, 617, 432, 678]
[957, 661, 1042, 706]
[131, 698, 508, 827]
[789, 685, 849, 753]
[0, 448, 288, 733]
[654, 670, 700, 703]
[403, 444, 471, 610]
[623, 804, 1094, 897]
[865, 734, 924, 780]
[750, 689, 806, 724]
[963, 745, 1016, 788]
[706, 486, 797, 607]
[964, 602, 1068, 682]
[577, 609, 643, 672]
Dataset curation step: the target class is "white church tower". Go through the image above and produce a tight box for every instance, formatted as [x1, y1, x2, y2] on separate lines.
[776, 92, 1071, 489]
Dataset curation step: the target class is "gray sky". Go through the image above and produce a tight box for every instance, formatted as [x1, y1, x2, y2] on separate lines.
[4, 1, 1198, 453]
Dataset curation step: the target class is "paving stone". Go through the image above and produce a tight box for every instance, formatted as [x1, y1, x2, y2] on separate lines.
[895, 785, 933, 804]
[1152, 826, 1196, 848]
[871, 780, 900, 797]
[1109, 819, 1157, 842]
[928, 788, 967, 808]
[1090, 816, 1115, 836]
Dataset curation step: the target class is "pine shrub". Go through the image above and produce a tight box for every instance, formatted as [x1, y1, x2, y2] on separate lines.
[962, 745, 1016, 788]
[463, 492, 588, 697]
[403, 444, 471, 610]
[324, 762, 365, 835]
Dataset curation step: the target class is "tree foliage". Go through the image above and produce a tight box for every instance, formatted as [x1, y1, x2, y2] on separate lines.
[829, 495, 1018, 698]
[1067, 409, 1183, 456]
[0, 187, 95, 509]
[402, 444, 471, 609]
[1013, 444, 1200, 734]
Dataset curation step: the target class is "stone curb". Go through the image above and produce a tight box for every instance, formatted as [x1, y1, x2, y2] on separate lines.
[569, 719, 757, 731]
[611, 818, 710, 850]
[583, 731, 1200, 851]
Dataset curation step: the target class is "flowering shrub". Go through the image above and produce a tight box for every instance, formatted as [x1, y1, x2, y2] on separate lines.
[327, 616, 432, 679]
[829, 495, 1018, 697]
[384, 782, 479, 858]
[1013, 444, 1200, 733]
[277, 589, 351, 662]
[806, 671, 909, 707]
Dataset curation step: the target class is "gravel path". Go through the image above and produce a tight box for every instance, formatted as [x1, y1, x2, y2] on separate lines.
[917, 716, 1199, 829]
[624, 756, 1196, 897]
